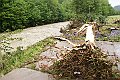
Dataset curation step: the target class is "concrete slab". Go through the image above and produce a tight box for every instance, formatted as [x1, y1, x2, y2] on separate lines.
[96, 41, 120, 71]
[96, 41, 120, 56]
[0, 68, 55, 80]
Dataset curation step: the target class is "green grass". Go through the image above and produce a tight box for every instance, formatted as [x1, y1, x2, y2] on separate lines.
[106, 15, 120, 24]
[0, 37, 55, 76]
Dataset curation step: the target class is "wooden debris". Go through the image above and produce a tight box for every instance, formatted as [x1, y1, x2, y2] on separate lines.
[49, 23, 117, 80]
[54, 37, 77, 47]
[49, 44, 114, 80]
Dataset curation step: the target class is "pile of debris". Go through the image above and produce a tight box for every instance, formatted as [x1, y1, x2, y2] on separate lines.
[49, 44, 114, 80]
[47, 22, 119, 80]
[60, 20, 84, 33]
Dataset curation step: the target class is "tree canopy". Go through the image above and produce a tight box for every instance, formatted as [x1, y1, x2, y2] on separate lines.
[0, 0, 119, 32]
[72, 0, 116, 22]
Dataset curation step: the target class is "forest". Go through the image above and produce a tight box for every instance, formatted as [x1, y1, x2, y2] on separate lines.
[0, 0, 120, 32]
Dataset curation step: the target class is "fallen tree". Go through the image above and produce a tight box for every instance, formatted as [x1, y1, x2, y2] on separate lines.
[49, 44, 114, 80]
[48, 23, 117, 80]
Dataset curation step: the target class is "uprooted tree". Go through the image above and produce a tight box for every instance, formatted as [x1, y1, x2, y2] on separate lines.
[49, 45, 113, 80]
[48, 23, 116, 80]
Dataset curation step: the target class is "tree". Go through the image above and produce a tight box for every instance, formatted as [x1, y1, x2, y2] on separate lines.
[72, 0, 115, 22]
[0, 0, 68, 32]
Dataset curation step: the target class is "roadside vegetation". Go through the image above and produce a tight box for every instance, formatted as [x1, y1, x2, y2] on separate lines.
[0, 37, 55, 76]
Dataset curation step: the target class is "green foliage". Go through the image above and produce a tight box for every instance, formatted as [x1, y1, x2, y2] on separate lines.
[106, 15, 120, 24]
[59, 0, 75, 20]
[0, 37, 55, 75]
[1, 0, 28, 32]
[0, 0, 117, 32]
[0, 0, 73, 32]
[72, 0, 115, 22]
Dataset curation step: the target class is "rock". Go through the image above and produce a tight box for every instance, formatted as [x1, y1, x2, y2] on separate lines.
[96, 41, 120, 71]
[0, 68, 55, 80]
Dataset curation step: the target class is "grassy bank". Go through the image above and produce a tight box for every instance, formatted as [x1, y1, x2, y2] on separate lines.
[0, 37, 55, 76]
[106, 15, 120, 24]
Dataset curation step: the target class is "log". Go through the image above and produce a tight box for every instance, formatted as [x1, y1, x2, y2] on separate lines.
[54, 37, 77, 47]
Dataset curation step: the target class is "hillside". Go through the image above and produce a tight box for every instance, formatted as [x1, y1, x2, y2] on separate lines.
[114, 5, 120, 11]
